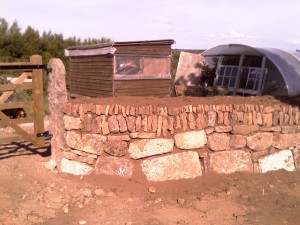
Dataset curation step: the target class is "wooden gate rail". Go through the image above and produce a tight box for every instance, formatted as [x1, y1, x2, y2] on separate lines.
[0, 55, 46, 147]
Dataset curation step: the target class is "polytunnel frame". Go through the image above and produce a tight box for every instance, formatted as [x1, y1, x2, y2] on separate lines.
[202, 44, 300, 96]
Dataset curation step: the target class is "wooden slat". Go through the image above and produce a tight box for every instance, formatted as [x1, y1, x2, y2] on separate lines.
[0, 82, 33, 91]
[0, 62, 32, 66]
[30, 55, 44, 147]
[71, 83, 113, 92]
[70, 76, 113, 82]
[0, 72, 30, 103]
[0, 117, 34, 126]
[70, 72, 113, 78]
[0, 101, 34, 110]
[70, 56, 113, 63]
[0, 111, 38, 146]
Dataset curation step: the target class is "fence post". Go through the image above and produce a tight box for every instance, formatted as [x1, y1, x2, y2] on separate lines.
[31, 55, 45, 146]
[47, 58, 68, 167]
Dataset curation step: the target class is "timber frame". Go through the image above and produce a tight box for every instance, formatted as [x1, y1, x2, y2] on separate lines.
[0, 55, 46, 147]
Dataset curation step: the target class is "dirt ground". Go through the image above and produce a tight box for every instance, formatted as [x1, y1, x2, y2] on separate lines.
[1, 95, 300, 225]
[0, 140, 299, 225]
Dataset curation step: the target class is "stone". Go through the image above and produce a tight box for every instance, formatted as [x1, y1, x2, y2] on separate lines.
[188, 113, 196, 130]
[128, 138, 174, 159]
[104, 141, 128, 157]
[196, 113, 207, 129]
[108, 115, 119, 133]
[48, 58, 68, 161]
[263, 106, 275, 113]
[43, 159, 57, 170]
[215, 126, 232, 133]
[174, 130, 207, 150]
[209, 150, 253, 174]
[136, 116, 142, 132]
[156, 116, 163, 136]
[232, 125, 259, 135]
[272, 133, 299, 149]
[247, 133, 273, 151]
[205, 127, 214, 134]
[101, 116, 110, 135]
[95, 156, 133, 178]
[141, 152, 202, 181]
[126, 116, 136, 133]
[180, 112, 188, 131]
[94, 188, 106, 196]
[66, 131, 106, 155]
[60, 158, 93, 175]
[207, 111, 217, 127]
[281, 126, 298, 133]
[258, 150, 296, 173]
[207, 133, 230, 151]
[82, 113, 93, 132]
[107, 135, 131, 142]
[129, 132, 156, 139]
[263, 113, 273, 127]
[63, 115, 82, 130]
[230, 135, 246, 149]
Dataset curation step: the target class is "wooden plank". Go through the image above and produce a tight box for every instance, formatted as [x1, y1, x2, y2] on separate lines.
[0, 101, 34, 110]
[0, 72, 30, 103]
[30, 55, 45, 147]
[71, 83, 113, 92]
[0, 117, 34, 126]
[70, 76, 113, 82]
[0, 82, 33, 91]
[70, 72, 113, 78]
[0, 135, 23, 144]
[0, 111, 38, 146]
[0, 62, 32, 66]
[70, 88, 113, 96]
[70, 56, 113, 63]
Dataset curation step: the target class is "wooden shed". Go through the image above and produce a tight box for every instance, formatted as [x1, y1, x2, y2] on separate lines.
[65, 39, 175, 98]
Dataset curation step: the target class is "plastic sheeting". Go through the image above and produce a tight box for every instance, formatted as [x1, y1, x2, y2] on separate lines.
[203, 44, 300, 95]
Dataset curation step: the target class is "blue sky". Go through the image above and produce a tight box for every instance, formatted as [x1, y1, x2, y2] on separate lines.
[1, 0, 299, 51]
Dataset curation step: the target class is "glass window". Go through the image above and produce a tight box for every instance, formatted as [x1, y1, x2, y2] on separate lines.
[115, 55, 170, 79]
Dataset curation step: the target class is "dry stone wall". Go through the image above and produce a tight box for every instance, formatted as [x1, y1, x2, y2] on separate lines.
[61, 101, 300, 181]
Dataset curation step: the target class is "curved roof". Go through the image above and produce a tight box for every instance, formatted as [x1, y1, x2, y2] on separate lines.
[202, 44, 300, 95]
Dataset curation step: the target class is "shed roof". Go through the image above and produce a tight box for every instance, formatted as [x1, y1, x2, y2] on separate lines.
[202, 44, 300, 95]
[65, 39, 175, 57]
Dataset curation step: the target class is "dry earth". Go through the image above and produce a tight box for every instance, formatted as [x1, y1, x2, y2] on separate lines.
[0, 139, 300, 225]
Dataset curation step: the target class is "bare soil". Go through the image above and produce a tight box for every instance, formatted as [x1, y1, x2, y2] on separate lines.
[0, 140, 299, 225]
[1, 95, 300, 225]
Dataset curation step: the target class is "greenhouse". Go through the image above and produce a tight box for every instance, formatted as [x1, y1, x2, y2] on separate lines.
[201, 44, 300, 96]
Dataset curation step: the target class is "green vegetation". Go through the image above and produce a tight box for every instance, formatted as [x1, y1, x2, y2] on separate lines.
[0, 18, 111, 114]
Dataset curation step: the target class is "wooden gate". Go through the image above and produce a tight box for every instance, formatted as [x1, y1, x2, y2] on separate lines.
[0, 55, 46, 147]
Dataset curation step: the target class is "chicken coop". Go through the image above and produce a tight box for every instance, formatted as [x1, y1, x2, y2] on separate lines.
[65, 39, 175, 98]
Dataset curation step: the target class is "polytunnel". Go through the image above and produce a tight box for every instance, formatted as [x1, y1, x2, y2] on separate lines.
[201, 44, 300, 96]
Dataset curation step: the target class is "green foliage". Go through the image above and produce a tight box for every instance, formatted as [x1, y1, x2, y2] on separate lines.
[0, 17, 112, 113]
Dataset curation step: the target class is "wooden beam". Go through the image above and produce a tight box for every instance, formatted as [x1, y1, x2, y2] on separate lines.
[0, 101, 34, 110]
[0, 111, 37, 145]
[0, 82, 33, 92]
[0, 117, 34, 127]
[30, 55, 45, 147]
[0, 72, 30, 103]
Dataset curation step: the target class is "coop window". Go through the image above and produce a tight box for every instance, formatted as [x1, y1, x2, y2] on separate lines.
[115, 55, 171, 79]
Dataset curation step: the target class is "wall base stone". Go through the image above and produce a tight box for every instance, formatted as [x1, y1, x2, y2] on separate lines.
[258, 150, 296, 173]
[141, 152, 202, 181]
[209, 150, 253, 174]
[60, 158, 94, 175]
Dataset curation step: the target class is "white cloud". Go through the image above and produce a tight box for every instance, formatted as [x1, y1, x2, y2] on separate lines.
[288, 38, 300, 44]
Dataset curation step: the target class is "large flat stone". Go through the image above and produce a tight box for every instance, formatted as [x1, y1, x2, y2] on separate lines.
[207, 133, 230, 151]
[141, 152, 202, 181]
[258, 150, 296, 173]
[128, 138, 174, 159]
[63, 115, 82, 130]
[209, 150, 253, 174]
[246, 132, 273, 151]
[174, 130, 207, 149]
[66, 131, 106, 155]
[60, 158, 94, 175]
[272, 133, 300, 149]
[95, 156, 134, 178]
